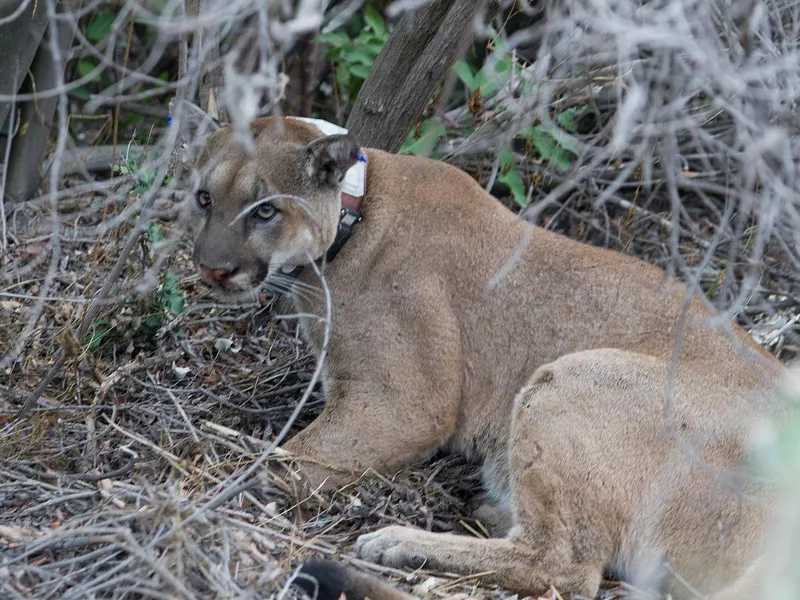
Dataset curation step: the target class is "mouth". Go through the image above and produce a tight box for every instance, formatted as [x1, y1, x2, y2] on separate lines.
[195, 264, 268, 294]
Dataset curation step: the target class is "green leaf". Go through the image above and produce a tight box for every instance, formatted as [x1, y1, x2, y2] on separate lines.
[316, 31, 349, 47]
[553, 148, 573, 171]
[360, 33, 387, 48]
[363, 5, 387, 37]
[556, 106, 589, 133]
[520, 126, 575, 171]
[167, 294, 185, 316]
[86, 321, 110, 350]
[531, 129, 559, 161]
[477, 65, 509, 96]
[497, 146, 527, 207]
[77, 60, 100, 82]
[349, 64, 372, 79]
[493, 55, 513, 75]
[85, 11, 116, 43]
[69, 86, 90, 100]
[541, 120, 580, 157]
[164, 271, 180, 291]
[453, 60, 477, 91]
[138, 165, 157, 188]
[340, 46, 377, 66]
[147, 223, 164, 243]
[399, 119, 446, 156]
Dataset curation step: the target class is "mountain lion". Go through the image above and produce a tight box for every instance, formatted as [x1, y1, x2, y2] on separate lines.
[173, 101, 783, 599]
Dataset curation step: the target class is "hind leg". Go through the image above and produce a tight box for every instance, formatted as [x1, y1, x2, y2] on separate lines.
[355, 365, 613, 597]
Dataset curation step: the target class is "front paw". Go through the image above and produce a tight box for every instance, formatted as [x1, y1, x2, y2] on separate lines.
[355, 526, 429, 570]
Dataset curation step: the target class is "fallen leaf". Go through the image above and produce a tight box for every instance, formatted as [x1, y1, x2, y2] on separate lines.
[172, 363, 191, 379]
[413, 576, 444, 595]
[0, 524, 41, 542]
[21, 243, 46, 259]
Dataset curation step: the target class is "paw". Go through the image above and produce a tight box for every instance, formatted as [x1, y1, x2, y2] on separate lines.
[355, 526, 430, 570]
[471, 501, 513, 537]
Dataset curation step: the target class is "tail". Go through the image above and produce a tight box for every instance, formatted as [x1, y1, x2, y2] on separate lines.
[294, 560, 417, 600]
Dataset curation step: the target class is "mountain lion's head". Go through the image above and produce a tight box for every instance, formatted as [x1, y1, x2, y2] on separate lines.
[173, 102, 360, 294]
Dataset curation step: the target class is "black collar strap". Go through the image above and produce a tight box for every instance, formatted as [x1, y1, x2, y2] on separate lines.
[325, 207, 363, 262]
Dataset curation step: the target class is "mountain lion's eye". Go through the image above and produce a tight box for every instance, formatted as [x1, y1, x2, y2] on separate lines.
[196, 190, 212, 209]
[254, 203, 276, 220]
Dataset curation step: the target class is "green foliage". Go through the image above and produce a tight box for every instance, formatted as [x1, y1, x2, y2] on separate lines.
[498, 145, 527, 207]
[446, 45, 590, 206]
[113, 144, 158, 196]
[517, 120, 578, 173]
[76, 60, 100, 81]
[85, 148, 181, 354]
[316, 5, 390, 103]
[398, 118, 446, 157]
[394, 35, 590, 205]
[453, 48, 527, 98]
[86, 223, 184, 353]
[85, 10, 116, 44]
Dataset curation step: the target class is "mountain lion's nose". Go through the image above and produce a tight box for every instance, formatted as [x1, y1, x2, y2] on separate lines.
[199, 265, 237, 285]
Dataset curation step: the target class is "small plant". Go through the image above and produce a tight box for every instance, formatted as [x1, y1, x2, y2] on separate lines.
[453, 46, 528, 101]
[73, 9, 170, 128]
[398, 118, 447, 157]
[115, 153, 158, 197]
[316, 4, 390, 104]
[85, 223, 184, 353]
[497, 145, 527, 207]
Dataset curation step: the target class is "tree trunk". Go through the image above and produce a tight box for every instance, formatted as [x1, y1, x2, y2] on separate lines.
[345, 0, 487, 152]
[5, 1, 80, 203]
[0, 0, 48, 130]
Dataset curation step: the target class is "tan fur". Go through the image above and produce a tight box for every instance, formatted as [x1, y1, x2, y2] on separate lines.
[183, 114, 784, 599]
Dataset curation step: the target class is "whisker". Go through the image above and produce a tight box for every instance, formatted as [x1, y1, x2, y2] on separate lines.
[261, 281, 319, 306]
[281, 274, 325, 294]
[269, 274, 325, 299]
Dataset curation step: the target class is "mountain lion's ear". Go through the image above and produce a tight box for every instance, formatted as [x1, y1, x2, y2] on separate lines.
[168, 99, 221, 156]
[303, 134, 361, 188]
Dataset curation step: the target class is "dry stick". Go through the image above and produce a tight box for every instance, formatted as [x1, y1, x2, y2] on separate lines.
[188, 252, 333, 520]
[111, 11, 137, 177]
[118, 529, 195, 600]
[14, 454, 138, 482]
